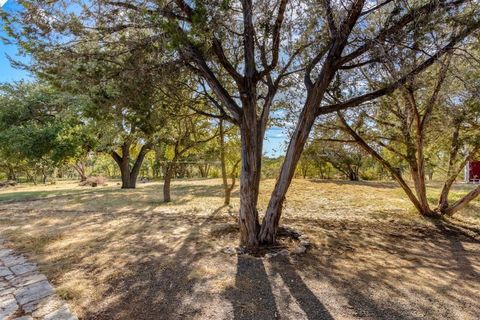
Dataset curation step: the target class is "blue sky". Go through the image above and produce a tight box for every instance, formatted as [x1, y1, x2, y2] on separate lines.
[0, 0, 287, 157]
[264, 126, 288, 157]
[0, 1, 30, 83]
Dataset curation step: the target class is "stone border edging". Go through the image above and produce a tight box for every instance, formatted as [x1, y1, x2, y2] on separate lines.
[0, 240, 77, 320]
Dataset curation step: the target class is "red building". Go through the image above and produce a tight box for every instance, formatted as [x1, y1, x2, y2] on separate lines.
[465, 161, 480, 183]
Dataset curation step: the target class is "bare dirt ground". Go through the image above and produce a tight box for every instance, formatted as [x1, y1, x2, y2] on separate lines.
[0, 179, 479, 319]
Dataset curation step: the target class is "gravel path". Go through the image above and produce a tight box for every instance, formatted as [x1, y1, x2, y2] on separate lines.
[0, 240, 77, 320]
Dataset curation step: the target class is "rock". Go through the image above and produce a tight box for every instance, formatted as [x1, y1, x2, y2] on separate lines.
[293, 246, 307, 254]
[2, 255, 27, 267]
[0, 287, 15, 296]
[0, 248, 13, 258]
[25, 294, 64, 316]
[0, 294, 18, 318]
[0, 266, 13, 277]
[14, 280, 54, 305]
[0, 279, 10, 291]
[0, 180, 16, 189]
[10, 262, 37, 276]
[42, 304, 78, 320]
[221, 247, 237, 255]
[0, 241, 77, 320]
[10, 272, 47, 288]
[79, 176, 107, 187]
[299, 240, 310, 247]
[235, 247, 247, 255]
[265, 249, 289, 258]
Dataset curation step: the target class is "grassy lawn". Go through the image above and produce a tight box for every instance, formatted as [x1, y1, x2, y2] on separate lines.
[0, 179, 479, 319]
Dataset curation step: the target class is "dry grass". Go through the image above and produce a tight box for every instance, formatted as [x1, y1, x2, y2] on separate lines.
[0, 178, 479, 319]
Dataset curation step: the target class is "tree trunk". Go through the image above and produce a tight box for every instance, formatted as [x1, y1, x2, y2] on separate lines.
[220, 120, 231, 205]
[129, 146, 149, 189]
[428, 171, 433, 181]
[6, 164, 16, 181]
[410, 160, 431, 215]
[73, 162, 87, 182]
[301, 165, 308, 179]
[437, 126, 462, 210]
[409, 133, 434, 216]
[260, 97, 319, 244]
[348, 170, 358, 181]
[238, 104, 263, 249]
[437, 147, 480, 216]
[337, 113, 427, 215]
[163, 162, 174, 202]
[112, 143, 150, 189]
[442, 186, 480, 216]
[119, 158, 133, 188]
[438, 176, 456, 211]
[199, 164, 209, 178]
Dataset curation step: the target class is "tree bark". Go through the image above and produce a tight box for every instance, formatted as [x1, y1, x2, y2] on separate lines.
[442, 186, 480, 216]
[163, 162, 175, 202]
[6, 164, 16, 181]
[220, 120, 230, 205]
[437, 146, 480, 215]
[238, 115, 263, 248]
[438, 125, 463, 210]
[260, 96, 319, 244]
[128, 147, 148, 188]
[112, 143, 150, 189]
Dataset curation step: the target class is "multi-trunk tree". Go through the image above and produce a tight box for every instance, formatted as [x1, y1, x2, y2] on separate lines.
[333, 53, 480, 217]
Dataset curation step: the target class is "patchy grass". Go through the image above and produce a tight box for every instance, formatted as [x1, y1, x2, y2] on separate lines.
[0, 179, 479, 319]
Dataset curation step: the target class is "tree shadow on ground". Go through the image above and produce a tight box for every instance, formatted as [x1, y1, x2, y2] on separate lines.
[294, 217, 480, 320]
[270, 256, 334, 320]
[79, 205, 228, 320]
[225, 255, 280, 319]
[225, 254, 334, 320]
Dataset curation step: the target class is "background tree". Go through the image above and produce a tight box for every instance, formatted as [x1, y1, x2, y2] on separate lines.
[219, 119, 241, 206]
[336, 54, 480, 217]
[161, 108, 219, 202]
[0, 82, 89, 183]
